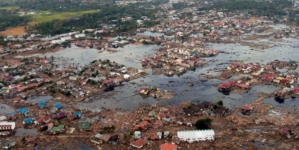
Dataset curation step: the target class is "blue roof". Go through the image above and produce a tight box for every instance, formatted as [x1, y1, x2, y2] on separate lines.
[38, 101, 47, 109]
[23, 118, 33, 123]
[18, 107, 28, 114]
[54, 103, 62, 109]
[74, 111, 81, 117]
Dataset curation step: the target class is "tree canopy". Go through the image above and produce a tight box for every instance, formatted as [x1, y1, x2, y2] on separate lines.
[195, 118, 212, 130]
[0, 10, 32, 31]
[33, 4, 160, 35]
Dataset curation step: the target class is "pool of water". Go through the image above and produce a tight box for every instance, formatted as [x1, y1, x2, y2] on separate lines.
[77, 144, 95, 150]
[16, 33, 299, 111]
[77, 37, 299, 111]
[14, 128, 38, 136]
[25, 44, 157, 69]
[137, 31, 175, 38]
[0, 104, 15, 115]
[27, 96, 53, 103]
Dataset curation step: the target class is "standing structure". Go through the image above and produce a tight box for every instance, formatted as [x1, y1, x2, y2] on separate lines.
[177, 130, 215, 143]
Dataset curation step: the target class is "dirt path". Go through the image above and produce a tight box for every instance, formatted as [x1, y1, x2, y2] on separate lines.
[0, 26, 26, 36]
[250, 96, 269, 104]
[39, 134, 91, 138]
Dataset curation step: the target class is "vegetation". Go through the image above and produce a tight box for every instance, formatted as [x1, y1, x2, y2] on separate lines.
[0, 6, 19, 10]
[123, 131, 134, 141]
[195, 118, 212, 129]
[202, 0, 292, 15]
[200, 0, 298, 25]
[0, 0, 114, 11]
[0, 0, 162, 33]
[100, 125, 116, 133]
[173, 2, 189, 10]
[0, 10, 31, 31]
[217, 100, 223, 106]
[0, 36, 6, 46]
[59, 89, 71, 97]
[30, 10, 98, 25]
[32, 4, 160, 35]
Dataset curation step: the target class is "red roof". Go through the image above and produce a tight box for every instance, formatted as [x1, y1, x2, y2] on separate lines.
[142, 57, 149, 62]
[281, 128, 291, 135]
[143, 116, 151, 121]
[139, 121, 149, 127]
[102, 36, 111, 40]
[154, 120, 163, 126]
[17, 83, 38, 92]
[218, 82, 234, 89]
[262, 74, 274, 82]
[160, 143, 177, 150]
[280, 79, 290, 85]
[5, 76, 13, 82]
[159, 114, 165, 119]
[36, 116, 52, 124]
[293, 86, 299, 93]
[130, 140, 148, 148]
[81, 79, 87, 84]
[155, 55, 162, 60]
[40, 58, 48, 63]
[11, 61, 22, 66]
[241, 105, 252, 110]
[103, 79, 114, 84]
[237, 84, 248, 89]
[133, 125, 143, 130]
[134, 121, 150, 131]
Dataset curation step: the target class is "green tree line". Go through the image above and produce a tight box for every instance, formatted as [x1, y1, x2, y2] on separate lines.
[201, 0, 292, 17]
[33, 4, 160, 35]
[0, 10, 32, 31]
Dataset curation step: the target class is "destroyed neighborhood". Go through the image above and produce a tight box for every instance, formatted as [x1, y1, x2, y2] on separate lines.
[1, 0, 299, 149]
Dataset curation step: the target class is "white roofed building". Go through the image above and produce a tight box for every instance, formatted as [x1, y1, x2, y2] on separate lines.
[75, 34, 86, 38]
[177, 130, 215, 143]
[0, 122, 16, 130]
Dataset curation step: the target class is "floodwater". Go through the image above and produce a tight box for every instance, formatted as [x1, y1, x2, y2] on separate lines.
[81, 116, 99, 123]
[77, 144, 95, 150]
[0, 104, 15, 115]
[137, 31, 165, 36]
[14, 128, 38, 136]
[137, 31, 175, 38]
[16, 30, 299, 111]
[27, 96, 53, 103]
[78, 36, 299, 111]
[30, 44, 157, 69]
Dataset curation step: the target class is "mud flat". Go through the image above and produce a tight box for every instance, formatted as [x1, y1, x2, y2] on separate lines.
[0, 26, 26, 36]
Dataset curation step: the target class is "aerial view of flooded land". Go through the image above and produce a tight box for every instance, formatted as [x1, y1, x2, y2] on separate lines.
[0, 0, 299, 149]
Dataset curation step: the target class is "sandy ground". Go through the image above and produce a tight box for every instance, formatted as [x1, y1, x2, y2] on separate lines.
[28, 22, 37, 26]
[247, 17, 260, 23]
[0, 26, 26, 36]
[132, 41, 143, 45]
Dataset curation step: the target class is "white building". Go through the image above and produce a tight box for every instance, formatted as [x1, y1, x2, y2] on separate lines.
[124, 74, 131, 79]
[75, 34, 86, 38]
[0, 122, 16, 130]
[177, 130, 215, 143]
[51, 39, 64, 44]
[69, 32, 78, 36]
[61, 36, 72, 41]
[136, 20, 144, 26]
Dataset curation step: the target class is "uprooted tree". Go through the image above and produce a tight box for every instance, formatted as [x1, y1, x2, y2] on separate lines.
[195, 118, 212, 130]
